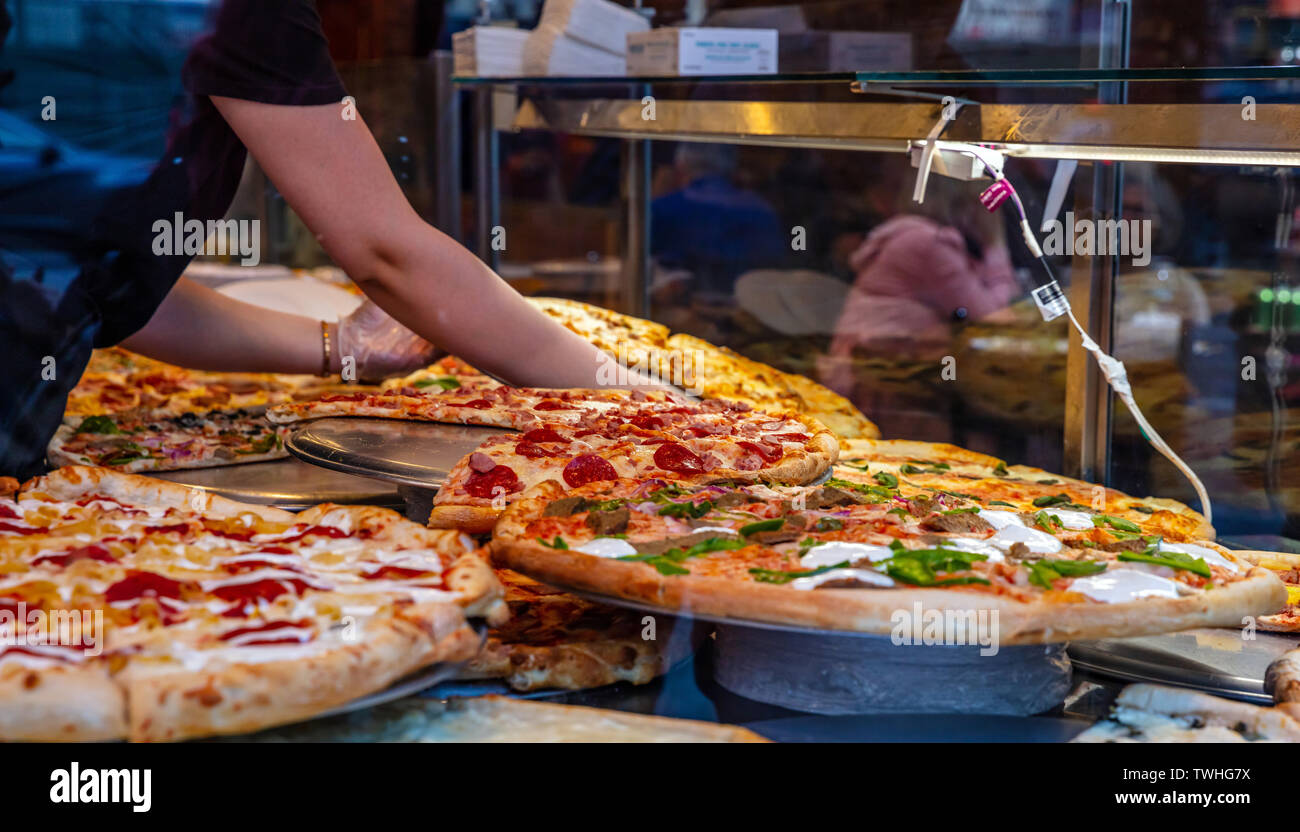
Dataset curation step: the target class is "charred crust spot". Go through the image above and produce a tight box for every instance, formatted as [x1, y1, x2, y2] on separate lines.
[185, 684, 224, 707]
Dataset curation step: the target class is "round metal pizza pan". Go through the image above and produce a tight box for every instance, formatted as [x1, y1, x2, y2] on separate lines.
[1067, 628, 1298, 704]
[285, 417, 509, 490]
[153, 456, 403, 510]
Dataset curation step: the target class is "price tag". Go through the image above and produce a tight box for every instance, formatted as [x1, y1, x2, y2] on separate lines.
[1031, 281, 1068, 321]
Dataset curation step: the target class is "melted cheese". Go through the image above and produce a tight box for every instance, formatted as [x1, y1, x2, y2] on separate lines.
[800, 541, 893, 569]
[1068, 568, 1184, 603]
[574, 538, 638, 558]
[790, 568, 895, 590]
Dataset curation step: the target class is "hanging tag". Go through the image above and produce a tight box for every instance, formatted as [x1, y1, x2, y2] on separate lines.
[1031, 281, 1068, 321]
[978, 179, 1013, 212]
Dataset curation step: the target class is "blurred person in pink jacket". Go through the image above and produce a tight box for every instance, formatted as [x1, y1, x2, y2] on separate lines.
[821, 175, 1021, 393]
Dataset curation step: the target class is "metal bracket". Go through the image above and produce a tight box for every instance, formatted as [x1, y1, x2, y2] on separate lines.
[1041, 159, 1079, 233]
[911, 102, 965, 204]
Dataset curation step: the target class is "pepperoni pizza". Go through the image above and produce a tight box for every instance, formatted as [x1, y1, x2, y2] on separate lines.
[425, 398, 838, 533]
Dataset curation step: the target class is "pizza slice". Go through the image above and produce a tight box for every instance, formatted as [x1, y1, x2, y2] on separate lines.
[457, 565, 700, 691]
[265, 385, 680, 429]
[0, 467, 506, 741]
[1233, 550, 1300, 632]
[48, 408, 291, 473]
[529, 296, 671, 353]
[1073, 683, 1300, 742]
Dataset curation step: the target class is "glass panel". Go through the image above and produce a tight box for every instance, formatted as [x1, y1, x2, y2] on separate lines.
[491, 129, 626, 308]
[1109, 162, 1299, 548]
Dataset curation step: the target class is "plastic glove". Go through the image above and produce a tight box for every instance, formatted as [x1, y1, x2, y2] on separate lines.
[337, 298, 439, 382]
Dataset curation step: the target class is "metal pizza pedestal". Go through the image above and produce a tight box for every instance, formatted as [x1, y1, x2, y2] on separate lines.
[284, 418, 510, 520]
[567, 590, 1072, 716]
[1067, 628, 1298, 704]
[153, 457, 403, 511]
[711, 624, 1072, 716]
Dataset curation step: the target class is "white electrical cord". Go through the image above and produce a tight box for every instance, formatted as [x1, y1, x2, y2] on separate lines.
[919, 140, 1214, 524]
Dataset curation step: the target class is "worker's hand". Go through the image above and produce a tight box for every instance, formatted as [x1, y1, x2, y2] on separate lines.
[337, 298, 439, 382]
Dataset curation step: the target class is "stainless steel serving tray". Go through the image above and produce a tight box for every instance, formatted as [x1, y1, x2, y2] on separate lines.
[1068, 628, 1299, 704]
[285, 418, 509, 490]
[154, 456, 403, 510]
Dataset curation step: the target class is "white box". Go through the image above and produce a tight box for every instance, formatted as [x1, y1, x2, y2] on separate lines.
[524, 25, 627, 76]
[452, 26, 529, 77]
[626, 28, 778, 76]
[539, 0, 649, 55]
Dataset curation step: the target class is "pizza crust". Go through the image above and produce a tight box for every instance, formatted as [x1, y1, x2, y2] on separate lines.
[427, 504, 503, 534]
[0, 662, 126, 742]
[1266, 646, 1300, 705]
[20, 466, 297, 524]
[120, 603, 482, 742]
[491, 482, 1286, 643]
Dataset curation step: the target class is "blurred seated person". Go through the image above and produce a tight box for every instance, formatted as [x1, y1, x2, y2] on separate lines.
[651, 143, 785, 297]
[821, 174, 1020, 393]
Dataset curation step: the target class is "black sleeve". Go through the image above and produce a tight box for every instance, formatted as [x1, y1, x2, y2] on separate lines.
[183, 0, 346, 106]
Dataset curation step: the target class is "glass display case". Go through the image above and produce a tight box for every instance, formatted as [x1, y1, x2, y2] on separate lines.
[9, 0, 1300, 757]
[449, 2, 1300, 553]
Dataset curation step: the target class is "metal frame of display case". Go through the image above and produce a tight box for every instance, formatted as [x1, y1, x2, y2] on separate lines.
[442, 59, 1300, 488]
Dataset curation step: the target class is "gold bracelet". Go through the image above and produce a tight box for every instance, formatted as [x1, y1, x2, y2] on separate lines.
[319, 320, 332, 377]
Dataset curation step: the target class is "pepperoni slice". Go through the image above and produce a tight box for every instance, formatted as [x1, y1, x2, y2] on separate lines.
[521, 427, 568, 444]
[630, 413, 665, 430]
[451, 399, 493, 409]
[685, 424, 731, 438]
[653, 442, 705, 475]
[563, 454, 618, 487]
[321, 393, 370, 403]
[0, 504, 17, 520]
[32, 544, 115, 568]
[105, 571, 185, 604]
[0, 521, 42, 536]
[465, 465, 521, 498]
[534, 400, 575, 411]
[738, 440, 784, 463]
[516, 441, 566, 459]
[769, 432, 810, 443]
